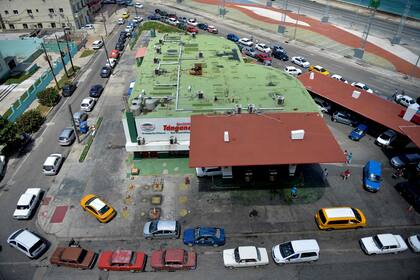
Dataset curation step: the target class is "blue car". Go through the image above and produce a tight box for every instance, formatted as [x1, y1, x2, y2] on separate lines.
[363, 160, 382, 192]
[349, 124, 368, 141]
[227, 33, 239, 42]
[183, 227, 225, 247]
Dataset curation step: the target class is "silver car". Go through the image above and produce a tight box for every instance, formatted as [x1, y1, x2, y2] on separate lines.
[57, 128, 76, 146]
[143, 220, 180, 239]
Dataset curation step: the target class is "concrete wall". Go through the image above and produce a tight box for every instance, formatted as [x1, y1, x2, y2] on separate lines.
[0, 52, 10, 81]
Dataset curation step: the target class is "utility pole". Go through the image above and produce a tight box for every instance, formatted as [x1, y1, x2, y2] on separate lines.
[219, 0, 226, 18]
[63, 28, 75, 73]
[55, 34, 69, 78]
[134, 4, 138, 17]
[101, 12, 108, 36]
[410, 54, 420, 78]
[391, 0, 411, 45]
[354, 0, 381, 59]
[266, 0, 272, 7]
[321, 0, 330, 23]
[278, 0, 288, 34]
[68, 104, 81, 143]
[101, 35, 111, 66]
[293, 7, 301, 41]
[41, 43, 60, 89]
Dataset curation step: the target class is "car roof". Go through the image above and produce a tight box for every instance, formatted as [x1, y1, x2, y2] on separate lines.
[324, 207, 355, 218]
[164, 248, 184, 262]
[238, 246, 258, 259]
[60, 127, 74, 137]
[88, 197, 106, 211]
[198, 227, 218, 236]
[61, 247, 84, 262]
[73, 111, 86, 118]
[82, 98, 93, 103]
[157, 220, 177, 231]
[17, 193, 35, 206]
[357, 124, 368, 129]
[291, 239, 320, 252]
[14, 230, 40, 247]
[44, 154, 60, 166]
[377, 234, 398, 246]
[383, 129, 396, 136]
[111, 250, 133, 264]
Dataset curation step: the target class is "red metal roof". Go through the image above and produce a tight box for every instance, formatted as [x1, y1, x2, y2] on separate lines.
[135, 47, 147, 58]
[298, 72, 417, 134]
[189, 112, 346, 167]
[399, 126, 420, 148]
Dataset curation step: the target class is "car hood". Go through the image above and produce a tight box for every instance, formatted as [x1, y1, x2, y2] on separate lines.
[183, 229, 195, 243]
[390, 157, 404, 167]
[408, 236, 420, 252]
[13, 208, 30, 218]
[271, 245, 285, 263]
[143, 222, 151, 235]
[364, 178, 381, 191]
[376, 137, 390, 145]
[360, 237, 380, 253]
[223, 249, 236, 266]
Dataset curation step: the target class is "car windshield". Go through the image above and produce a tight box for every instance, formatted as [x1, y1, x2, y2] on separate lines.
[234, 248, 240, 263]
[354, 128, 363, 135]
[97, 204, 110, 215]
[279, 242, 294, 258]
[43, 165, 53, 171]
[28, 239, 43, 254]
[319, 210, 326, 223]
[373, 236, 383, 249]
[149, 221, 158, 232]
[214, 228, 221, 238]
[301, 58, 307, 63]
[77, 249, 88, 263]
[17, 204, 29, 209]
[368, 173, 381, 182]
[351, 208, 362, 222]
[381, 134, 391, 140]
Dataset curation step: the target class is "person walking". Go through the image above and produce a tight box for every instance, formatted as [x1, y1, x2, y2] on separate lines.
[347, 152, 353, 164]
[341, 169, 351, 180]
[323, 168, 328, 178]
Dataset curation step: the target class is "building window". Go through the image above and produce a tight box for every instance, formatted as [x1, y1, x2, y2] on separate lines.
[13, 10, 18, 15]
[4, 10, 9, 15]
[27, 9, 32, 14]
[49, 8, 54, 13]
[23, 23, 28, 29]
[59, 8, 64, 13]
[37, 23, 43, 28]
[51, 22, 56, 28]
[9, 24, 15, 29]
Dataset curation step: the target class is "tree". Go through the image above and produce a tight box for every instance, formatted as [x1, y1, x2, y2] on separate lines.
[0, 122, 19, 146]
[37, 87, 60, 107]
[15, 110, 45, 134]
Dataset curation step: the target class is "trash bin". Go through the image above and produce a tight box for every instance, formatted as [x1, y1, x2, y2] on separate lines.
[79, 121, 88, 134]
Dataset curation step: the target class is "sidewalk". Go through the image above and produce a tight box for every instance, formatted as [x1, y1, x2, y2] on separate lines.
[189, 0, 420, 78]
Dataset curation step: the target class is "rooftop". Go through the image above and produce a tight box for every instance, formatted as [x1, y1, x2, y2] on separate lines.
[128, 34, 318, 118]
[189, 112, 346, 167]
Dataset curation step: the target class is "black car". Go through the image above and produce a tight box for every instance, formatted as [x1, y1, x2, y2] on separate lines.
[177, 22, 187, 30]
[395, 180, 420, 212]
[197, 23, 208, 30]
[178, 16, 187, 23]
[62, 83, 77, 97]
[147, 14, 161, 21]
[272, 50, 289, 61]
[100, 66, 111, 78]
[89, 84, 104, 98]
[120, 30, 128, 37]
[115, 43, 125, 51]
[118, 36, 126, 44]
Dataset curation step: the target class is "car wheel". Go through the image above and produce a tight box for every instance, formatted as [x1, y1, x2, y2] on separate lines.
[213, 244, 219, 247]
[188, 243, 193, 247]
[130, 269, 135, 273]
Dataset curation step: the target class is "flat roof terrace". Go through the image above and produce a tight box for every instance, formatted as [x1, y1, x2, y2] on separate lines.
[129, 33, 318, 118]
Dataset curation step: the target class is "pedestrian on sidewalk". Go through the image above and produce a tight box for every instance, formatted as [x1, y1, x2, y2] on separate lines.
[322, 168, 328, 179]
[347, 152, 353, 164]
[341, 169, 351, 180]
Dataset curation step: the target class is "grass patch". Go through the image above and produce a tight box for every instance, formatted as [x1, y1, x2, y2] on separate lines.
[80, 49, 94, 58]
[79, 117, 103, 162]
[36, 104, 52, 117]
[130, 21, 183, 50]
[57, 65, 80, 89]
[3, 65, 40, 85]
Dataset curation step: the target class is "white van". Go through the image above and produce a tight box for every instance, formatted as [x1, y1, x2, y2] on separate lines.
[196, 167, 222, 177]
[272, 239, 320, 264]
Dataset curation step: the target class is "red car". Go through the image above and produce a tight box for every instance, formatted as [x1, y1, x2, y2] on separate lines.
[186, 26, 198, 35]
[110, 49, 120, 59]
[151, 248, 196, 271]
[98, 249, 147, 272]
[255, 53, 272, 64]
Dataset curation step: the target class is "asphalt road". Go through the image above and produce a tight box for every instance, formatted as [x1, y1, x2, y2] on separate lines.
[0, 21, 125, 280]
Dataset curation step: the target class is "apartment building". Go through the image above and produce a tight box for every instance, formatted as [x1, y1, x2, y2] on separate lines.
[0, 0, 90, 30]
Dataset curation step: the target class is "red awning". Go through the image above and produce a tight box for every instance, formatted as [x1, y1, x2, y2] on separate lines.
[399, 126, 420, 148]
[189, 112, 346, 167]
[135, 47, 147, 58]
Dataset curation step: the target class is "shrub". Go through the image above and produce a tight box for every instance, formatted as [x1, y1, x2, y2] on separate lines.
[37, 87, 60, 107]
[16, 109, 45, 134]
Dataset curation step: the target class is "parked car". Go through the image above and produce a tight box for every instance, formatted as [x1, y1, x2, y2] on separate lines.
[186, 26, 198, 34]
[147, 14, 161, 20]
[395, 94, 417, 107]
[167, 17, 179, 26]
[242, 46, 257, 57]
[187, 18, 198, 26]
[291, 56, 310, 68]
[223, 246, 269, 268]
[50, 246, 98, 269]
[407, 235, 420, 253]
[100, 66, 112, 78]
[255, 43, 271, 53]
[7, 229, 48, 258]
[122, 12, 129, 19]
[272, 239, 320, 264]
[309, 65, 330, 76]
[57, 127, 76, 146]
[110, 49, 120, 59]
[360, 234, 408, 255]
[118, 18, 125, 25]
[284, 66, 302, 76]
[331, 111, 357, 126]
[92, 40, 103, 50]
[351, 82, 373, 93]
[197, 23, 208, 30]
[98, 249, 146, 271]
[133, 16, 143, 23]
[80, 97, 96, 112]
[390, 153, 420, 169]
[331, 74, 349, 83]
[13, 188, 42, 219]
[227, 33, 240, 42]
[395, 180, 420, 212]
[115, 43, 125, 51]
[196, 167, 222, 177]
[62, 82, 77, 97]
[255, 53, 272, 65]
[151, 248, 196, 271]
[80, 194, 116, 223]
[42, 154, 64, 175]
[272, 50, 289, 61]
[143, 220, 180, 239]
[315, 207, 367, 230]
[135, 2, 143, 8]
[73, 111, 88, 127]
[89, 84, 104, 98]
[272, 45, 286, 53]
[183, 227, 225, 247]
[363, 160, 382, 192]
[375, 129, 397, 147]
[238, 38, 253, 47]
[81, 24, 95, 30]
[178, 16, 187, 23]
[105, 58, 117, 68]
[207, 25, 218, 34]
[349, 124, 368, 141]
[313, 97, 331, 113]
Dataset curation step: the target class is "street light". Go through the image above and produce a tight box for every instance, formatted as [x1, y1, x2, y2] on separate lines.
[391, 0, 411, 45]
[354, 0, 381, 59]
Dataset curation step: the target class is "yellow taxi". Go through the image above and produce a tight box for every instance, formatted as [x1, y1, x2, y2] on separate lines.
[80, 194, 116, 223]
[315, 207, 366, 230]
[122, 12, 129, 19]
[309, 65, 330, 76]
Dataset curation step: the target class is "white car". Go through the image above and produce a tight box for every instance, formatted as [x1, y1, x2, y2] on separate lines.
[255, 43, 271, 53]
[13, 188, 42, 220]
[291, 56, 310, 68]
[375, 129, 397, 147]
[238, 38, 253, 47]
[187, 18, 198, 26]
[395, 94, 417, 108]
[92, 40, 103, 50]
[284, 66, 302, 76]
[167, 17, 179, 26]
[105, 58, 117, 68]
[117, 18, 125, 25]
[408, 235, 420, 253]
[360, 234, 408, 255]
[196, 167, 222, 177]
[133, 16, 143, 23]
[223, 246, 269, 268]
[351, 82, 373, 93]
[272, 239, 320, 264]
[135, 2, 144, 9]
[42, 154, 64, 175]
[7, 229, 48, 259]
[331, 74, 349, 84]
[81, 24, 94, 30]
[125, 25, 134, 33]
[80, 97, 96, 112]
